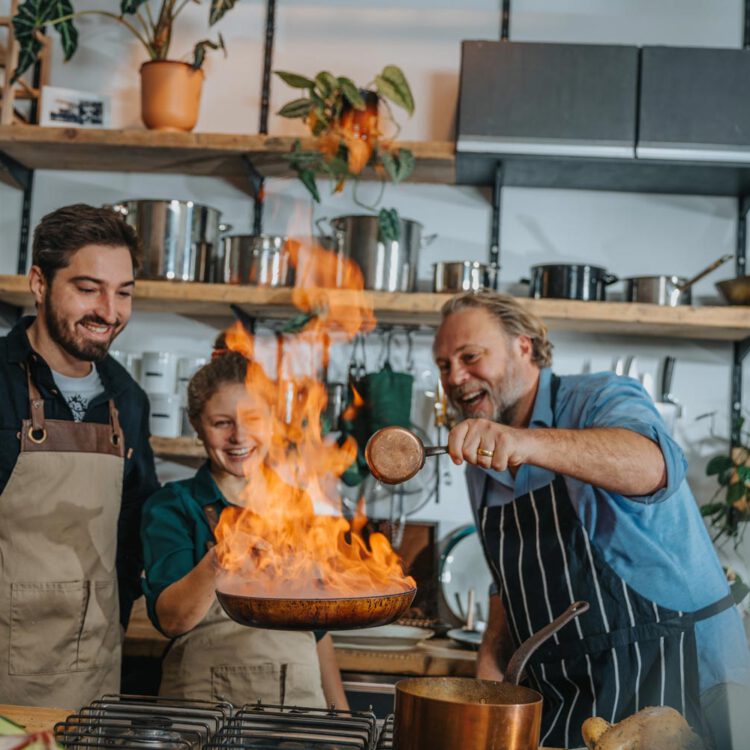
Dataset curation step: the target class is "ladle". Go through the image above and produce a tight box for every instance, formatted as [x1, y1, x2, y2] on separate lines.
[365, 426, 448, 484]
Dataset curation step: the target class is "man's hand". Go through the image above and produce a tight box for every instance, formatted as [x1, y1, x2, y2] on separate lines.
[448, 418, 531, 472]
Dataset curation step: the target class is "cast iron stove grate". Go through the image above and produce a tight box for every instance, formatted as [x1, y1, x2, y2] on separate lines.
[54, 695, 383, 750]
[206, 703, 379, 750]
[374, 716, 393, 750]
[54, 695, 233, 750]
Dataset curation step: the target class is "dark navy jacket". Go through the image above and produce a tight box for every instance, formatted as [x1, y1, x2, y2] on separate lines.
[0, 316, 160, 627]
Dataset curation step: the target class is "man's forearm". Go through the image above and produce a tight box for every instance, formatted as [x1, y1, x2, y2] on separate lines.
[521, 427, 666, 496]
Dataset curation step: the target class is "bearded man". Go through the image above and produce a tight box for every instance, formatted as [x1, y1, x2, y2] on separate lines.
[0, 204, 159, 707]
[433, 291, 750, 750]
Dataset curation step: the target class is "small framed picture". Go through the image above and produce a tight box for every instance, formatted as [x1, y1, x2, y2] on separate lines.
[39, 85, 111, 128]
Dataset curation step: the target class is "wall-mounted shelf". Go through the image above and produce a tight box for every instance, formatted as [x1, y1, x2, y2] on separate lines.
[0, 126, 456, 193]
[150, 436, 206, 460]
[1, 274, 747, 340]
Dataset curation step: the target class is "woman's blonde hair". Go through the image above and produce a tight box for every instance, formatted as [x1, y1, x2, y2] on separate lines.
[440, 291, 553, 367]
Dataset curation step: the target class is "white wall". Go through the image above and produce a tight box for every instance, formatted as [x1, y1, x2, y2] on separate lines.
[0, 0, 748, 570]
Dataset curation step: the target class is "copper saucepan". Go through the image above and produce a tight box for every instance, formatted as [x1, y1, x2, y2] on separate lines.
[365, 426, 447, 484]
[216, 587, 416, 630]
[394, 600, 590, 750]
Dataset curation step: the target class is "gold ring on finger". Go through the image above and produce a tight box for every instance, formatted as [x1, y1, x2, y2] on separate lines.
[478, 448, 495, 458]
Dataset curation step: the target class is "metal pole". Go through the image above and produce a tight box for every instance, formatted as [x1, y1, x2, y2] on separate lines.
[501, 0, 511, 41]
[254, 0, 277, 236]
[745, 0, 750, 48]
[731, 197, 750, 446]
[489, 163, 503, 289]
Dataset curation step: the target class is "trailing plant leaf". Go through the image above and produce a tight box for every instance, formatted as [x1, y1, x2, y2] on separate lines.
[375, 64, 414, 115]
[700, 502, 727, 517]
[12, 0, 77, 80]
[377, 207, 401, 243]
[338, 77, 365, 110]
[277, 98, 313, 119]
[394, 148, 415, 182]
[297, 168, 321, 202]
[727, 482, 746, 504]
[208, 0, 235, 25]
[275, 70, 315, 89]
[379, 150, 398, 183]
[314, 71, 337, 99]
[120, 0, 148, 15]
[707, 455, 733, 475]
[192, 35, 224, 69]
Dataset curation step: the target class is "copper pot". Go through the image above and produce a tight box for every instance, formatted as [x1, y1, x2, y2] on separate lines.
[394, 601, 589, 750]
[216, 587, 416, 630]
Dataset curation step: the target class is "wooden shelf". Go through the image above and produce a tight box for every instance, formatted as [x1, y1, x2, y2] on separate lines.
[0, 125, 455, 192]
[1, 274, 748, 340]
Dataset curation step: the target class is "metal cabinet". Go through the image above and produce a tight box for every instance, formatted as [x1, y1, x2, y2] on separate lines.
[639, 46, 750, 163]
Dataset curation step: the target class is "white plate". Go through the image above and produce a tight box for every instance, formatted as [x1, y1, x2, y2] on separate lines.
[439, 525, 493, 624]
[330, 624, 433, 648]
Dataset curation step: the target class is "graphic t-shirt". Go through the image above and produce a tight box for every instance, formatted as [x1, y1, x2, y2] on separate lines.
[51, 365, 105, 422]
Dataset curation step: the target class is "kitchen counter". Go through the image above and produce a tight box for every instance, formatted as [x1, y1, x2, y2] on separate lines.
[125, 598, 476, 677]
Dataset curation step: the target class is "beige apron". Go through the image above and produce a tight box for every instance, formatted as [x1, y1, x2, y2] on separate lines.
[0, 371, 124, 707]
[159, 504, 326, 708]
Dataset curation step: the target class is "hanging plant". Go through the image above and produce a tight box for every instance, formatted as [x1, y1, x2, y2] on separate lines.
[701, 415, 750, 545]
[274, 65, 415, 242]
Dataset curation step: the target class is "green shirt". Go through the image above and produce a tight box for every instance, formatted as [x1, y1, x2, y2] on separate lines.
[141, 462, 229, 633]
[140, 462, 325, 641]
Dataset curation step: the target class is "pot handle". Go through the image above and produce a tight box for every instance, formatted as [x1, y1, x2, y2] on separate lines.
[421, 233, 438, 248]
[677, 253, 733, 293]
[505, 600, 590, 686]
[315, 217, 332, 236]
[106, 203, 128, 217]
[219, 223, 233, 234]
[519, 277, 530, 285]
[603, 273, 619, 285]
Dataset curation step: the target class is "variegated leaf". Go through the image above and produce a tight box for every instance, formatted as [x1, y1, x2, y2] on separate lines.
[208, 0, 235, 26]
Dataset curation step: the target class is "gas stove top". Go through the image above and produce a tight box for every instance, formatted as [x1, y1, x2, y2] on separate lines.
[54, 695, 394, 750]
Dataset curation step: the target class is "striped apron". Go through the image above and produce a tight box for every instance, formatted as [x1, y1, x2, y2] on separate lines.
[477, 375, 733, 748]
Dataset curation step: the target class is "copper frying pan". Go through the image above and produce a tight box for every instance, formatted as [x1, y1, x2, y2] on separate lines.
[365, 426, 447, 484]
[216, 586, 416, 630]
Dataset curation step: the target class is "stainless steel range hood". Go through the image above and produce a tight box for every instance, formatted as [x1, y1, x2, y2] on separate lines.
[456, 41, 639, 184]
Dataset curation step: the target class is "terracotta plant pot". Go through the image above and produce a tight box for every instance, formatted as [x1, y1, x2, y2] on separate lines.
[140, 60, 204, 132]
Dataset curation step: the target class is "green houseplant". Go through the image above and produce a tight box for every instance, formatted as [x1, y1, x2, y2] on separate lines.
[274, 66, 415, 241]
[702, 417, 750, 544]
[12, 0, 234, 130]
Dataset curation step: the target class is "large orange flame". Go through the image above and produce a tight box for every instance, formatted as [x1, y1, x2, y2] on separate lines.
[215, 238, 415, 599]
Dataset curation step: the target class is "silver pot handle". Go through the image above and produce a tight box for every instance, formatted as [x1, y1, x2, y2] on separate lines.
[603, 273, 619, 285]
[106, 203, 128, 217]
[315, 217, 332, 236]
[219, 223, 233, 234]
[421, 233, 438, 248]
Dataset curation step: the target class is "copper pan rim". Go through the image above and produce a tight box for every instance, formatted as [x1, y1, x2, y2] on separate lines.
[216, 587, 417, 604]
[396, 676, 543, 707]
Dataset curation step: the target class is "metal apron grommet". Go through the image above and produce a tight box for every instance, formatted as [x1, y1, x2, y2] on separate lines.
[27, 426, 47, 444]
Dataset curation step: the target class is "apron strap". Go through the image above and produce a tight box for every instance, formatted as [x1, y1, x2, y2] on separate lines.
[682, 591, 736, 625]
[26, 368, 47, 440]
[108, 400, 124, 450]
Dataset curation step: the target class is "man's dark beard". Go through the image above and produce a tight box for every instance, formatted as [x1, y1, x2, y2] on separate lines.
[44, 295, 119, 362]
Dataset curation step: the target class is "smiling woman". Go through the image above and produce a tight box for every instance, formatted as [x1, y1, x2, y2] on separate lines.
[140, 350, 349, 709]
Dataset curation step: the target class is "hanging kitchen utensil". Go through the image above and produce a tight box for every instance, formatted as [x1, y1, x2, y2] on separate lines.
[624, 253, 732, 306]
[216, 586, 417, 631]
[394, 600, 590, 750]
[339, 335, 371, 487]
[365, 426, 447, 485]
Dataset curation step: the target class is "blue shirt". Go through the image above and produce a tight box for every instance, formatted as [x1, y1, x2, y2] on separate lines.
[466, 367, 750, 694]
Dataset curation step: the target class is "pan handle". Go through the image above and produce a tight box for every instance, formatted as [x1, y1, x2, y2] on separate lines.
[505, 600, 590, 686]
[603, 273, 619, 285]
[677, 254, 733, 292]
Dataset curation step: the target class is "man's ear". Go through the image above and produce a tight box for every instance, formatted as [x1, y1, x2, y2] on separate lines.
[28, 266, 47, 307]
[516, 334, 534, 360]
